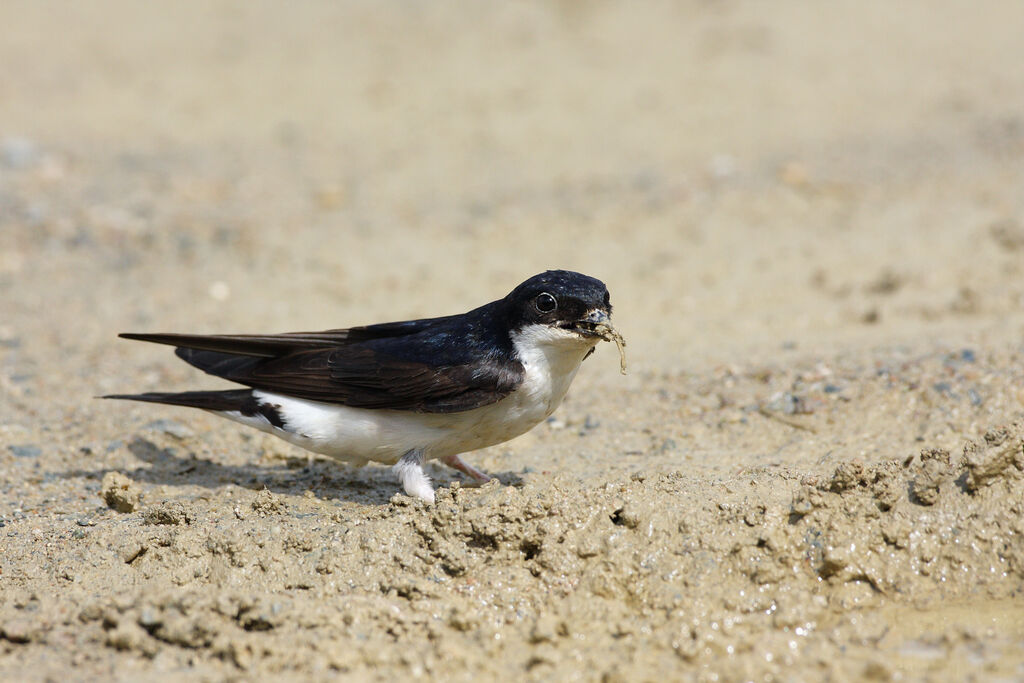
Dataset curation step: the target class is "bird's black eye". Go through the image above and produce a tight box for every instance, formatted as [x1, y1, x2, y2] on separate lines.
[535, 292, 557, 313]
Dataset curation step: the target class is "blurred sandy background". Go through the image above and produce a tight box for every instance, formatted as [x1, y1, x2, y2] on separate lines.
[2, 2, 1024, 680]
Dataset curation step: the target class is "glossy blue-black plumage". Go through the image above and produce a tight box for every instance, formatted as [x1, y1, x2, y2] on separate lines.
[109, 270, 611, 414]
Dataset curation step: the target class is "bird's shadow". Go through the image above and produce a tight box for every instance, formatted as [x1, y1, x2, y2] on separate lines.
[60, 436, 524, 507]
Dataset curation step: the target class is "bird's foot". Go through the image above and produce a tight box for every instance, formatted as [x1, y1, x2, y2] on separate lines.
[442, 454, 492, 487]
[393, 449, 434, 504]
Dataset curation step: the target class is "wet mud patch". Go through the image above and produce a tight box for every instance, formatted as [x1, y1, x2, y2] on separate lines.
[3, 424, 1023, 680]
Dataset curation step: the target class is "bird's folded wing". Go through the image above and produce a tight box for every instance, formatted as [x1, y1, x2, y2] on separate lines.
[174, 344, 522, 413]
[120, 308, 512, 413]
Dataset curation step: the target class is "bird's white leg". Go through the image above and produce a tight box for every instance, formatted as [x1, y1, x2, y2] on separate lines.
[441, 454, 492, 485]
[393, 449, 434, 503]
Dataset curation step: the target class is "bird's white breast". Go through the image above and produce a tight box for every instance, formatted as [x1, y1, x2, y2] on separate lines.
[507, 322, 595, 419]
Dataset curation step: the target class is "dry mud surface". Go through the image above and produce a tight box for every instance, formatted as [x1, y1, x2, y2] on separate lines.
[3, 2, 1024, 681]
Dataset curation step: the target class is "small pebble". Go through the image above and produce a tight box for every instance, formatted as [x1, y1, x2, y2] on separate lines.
[0, 617, 35, 643]
[767, 392, 809, 415]
[9, 444, 41, 458]
[138, 608, 161, 628]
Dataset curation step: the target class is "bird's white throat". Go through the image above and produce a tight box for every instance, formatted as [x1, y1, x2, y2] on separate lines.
[509, 323, 597, 416]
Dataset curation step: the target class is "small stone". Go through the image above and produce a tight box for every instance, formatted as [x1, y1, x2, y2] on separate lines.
[766, 392, 810, 415]
[138, 607, 162, 629]
[8, 444, 41, 458]
[1, 617, 37, 643]
[119, 542, 147, 564]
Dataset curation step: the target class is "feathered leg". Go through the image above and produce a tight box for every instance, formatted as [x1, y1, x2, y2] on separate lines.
[393, 449, 434, 503]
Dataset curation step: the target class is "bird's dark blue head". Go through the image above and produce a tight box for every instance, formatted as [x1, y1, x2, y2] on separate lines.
[503, 270, 612, 337]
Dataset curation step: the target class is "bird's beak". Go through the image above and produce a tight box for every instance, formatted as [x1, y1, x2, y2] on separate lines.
[573, 308, 627, 374]
[567, 308, 613, 338]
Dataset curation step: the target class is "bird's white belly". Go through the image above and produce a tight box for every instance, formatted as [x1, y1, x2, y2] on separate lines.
[241, 393, 450, 465]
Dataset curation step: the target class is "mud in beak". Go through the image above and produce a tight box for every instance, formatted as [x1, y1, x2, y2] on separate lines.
[565, 308, 612, 338]
[563, 309, 627, 374]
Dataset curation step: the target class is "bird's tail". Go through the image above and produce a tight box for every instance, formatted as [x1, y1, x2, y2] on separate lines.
[101, 389, 255, 412]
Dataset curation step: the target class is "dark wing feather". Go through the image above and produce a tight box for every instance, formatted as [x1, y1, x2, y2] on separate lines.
[123, 303, 521, 413]
[119, 315, 460, 357]
[174, 344, 521, 413]
[326, 346, 521, 412]
[120, 331, 351, 357]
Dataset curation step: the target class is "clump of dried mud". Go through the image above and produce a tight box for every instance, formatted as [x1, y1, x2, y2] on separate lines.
[3, 423, 1022, 680]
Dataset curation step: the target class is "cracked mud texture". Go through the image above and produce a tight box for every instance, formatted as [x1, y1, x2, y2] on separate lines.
[3, 2, 1024, 681]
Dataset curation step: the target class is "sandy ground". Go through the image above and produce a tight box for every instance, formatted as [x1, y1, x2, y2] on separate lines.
[3, 1, 1024, 680]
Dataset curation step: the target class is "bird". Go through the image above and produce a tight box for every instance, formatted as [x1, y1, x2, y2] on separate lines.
[104, 270, 625, 503]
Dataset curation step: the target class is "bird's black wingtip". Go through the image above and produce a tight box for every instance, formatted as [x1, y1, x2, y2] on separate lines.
[98, 389, 256, 411]
[100, 392, 181, 403]
[116, 332, 193, 349]
[100, 393, 149, 401]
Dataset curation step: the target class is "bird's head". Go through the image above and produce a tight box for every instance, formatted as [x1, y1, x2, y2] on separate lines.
[504, 270, 615, 348]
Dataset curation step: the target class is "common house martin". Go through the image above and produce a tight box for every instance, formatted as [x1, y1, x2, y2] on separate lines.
[105, 270, 626, 503]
